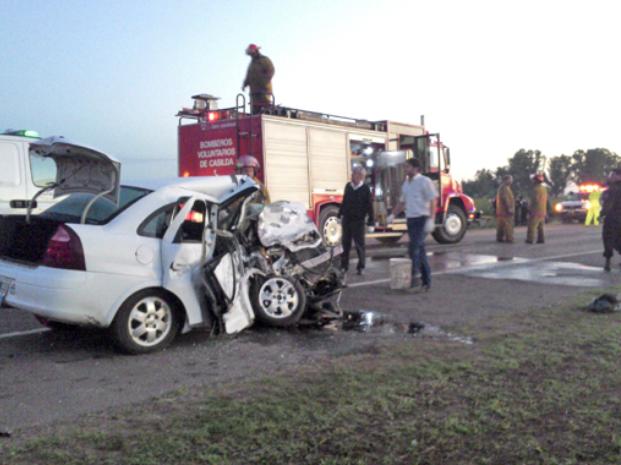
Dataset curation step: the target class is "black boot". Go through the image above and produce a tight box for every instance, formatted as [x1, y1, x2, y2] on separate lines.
[604, 258, 611, 272]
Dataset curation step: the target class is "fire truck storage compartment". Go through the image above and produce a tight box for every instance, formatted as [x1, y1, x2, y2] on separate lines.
[262, 117, 352, 208]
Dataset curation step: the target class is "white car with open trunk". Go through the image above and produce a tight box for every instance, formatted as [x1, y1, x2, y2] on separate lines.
[0, 138, 343, 353]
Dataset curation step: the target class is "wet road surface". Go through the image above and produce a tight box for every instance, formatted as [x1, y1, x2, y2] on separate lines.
[0, 223, 618, 434]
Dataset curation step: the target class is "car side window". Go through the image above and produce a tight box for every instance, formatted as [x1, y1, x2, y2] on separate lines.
[177, 200, 208, 243]
[138, 203, 178, 239]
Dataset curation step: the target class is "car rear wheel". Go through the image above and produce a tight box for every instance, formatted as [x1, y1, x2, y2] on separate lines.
[110, 290, 181, 355]
[250, 276, 306, 327]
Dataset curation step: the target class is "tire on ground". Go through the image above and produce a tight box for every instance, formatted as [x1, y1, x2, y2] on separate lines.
[250, 275, 307, 327]
[432, 205, 467, 244]
[110, 289, 181, 355]
[318, 205, 342, 247]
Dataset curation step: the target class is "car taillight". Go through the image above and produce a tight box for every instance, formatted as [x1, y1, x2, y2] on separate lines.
[42, 225, 86, 271]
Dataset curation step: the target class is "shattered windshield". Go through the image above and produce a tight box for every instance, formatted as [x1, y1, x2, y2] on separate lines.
[41, 186, 151, 224]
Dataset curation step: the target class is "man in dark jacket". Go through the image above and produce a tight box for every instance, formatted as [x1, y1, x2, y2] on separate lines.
[602, 168, 621, 271]
[338, 166, 374, 275]
[242, 44, 275, 114]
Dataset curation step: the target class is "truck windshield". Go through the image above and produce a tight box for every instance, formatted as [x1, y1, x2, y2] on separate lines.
[41, 186, 151, 224]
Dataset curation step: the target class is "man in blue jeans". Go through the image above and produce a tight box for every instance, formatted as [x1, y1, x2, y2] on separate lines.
[388, 159, 438, 291]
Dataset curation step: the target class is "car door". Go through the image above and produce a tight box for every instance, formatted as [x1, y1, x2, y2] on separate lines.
[160, 196, 216, 327]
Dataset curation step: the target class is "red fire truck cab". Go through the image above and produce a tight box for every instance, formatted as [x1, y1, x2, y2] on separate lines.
[177, 94, 477, 245]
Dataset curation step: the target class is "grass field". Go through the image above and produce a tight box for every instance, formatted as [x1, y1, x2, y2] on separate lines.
[2, 288, 621, 465]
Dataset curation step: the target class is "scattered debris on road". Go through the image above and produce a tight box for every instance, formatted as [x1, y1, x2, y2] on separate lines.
[586, 294, 621, 313]
[339, 310, 474, 344]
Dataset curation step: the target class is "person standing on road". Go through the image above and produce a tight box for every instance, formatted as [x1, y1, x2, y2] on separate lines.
[242, 44, 275, 114]
[496, 175, 515, 243]
[338, 166, 374, 276]
[526, 172, 548, 244]
[585, 188, 602, 226]
[389, 159, 438, 291]
[601, 168, 621, 271]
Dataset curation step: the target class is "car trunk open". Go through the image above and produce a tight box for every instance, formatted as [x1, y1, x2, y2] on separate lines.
[0, 215, 62, 264]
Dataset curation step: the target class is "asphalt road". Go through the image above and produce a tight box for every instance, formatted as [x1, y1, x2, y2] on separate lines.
[0, 223, 618, 436]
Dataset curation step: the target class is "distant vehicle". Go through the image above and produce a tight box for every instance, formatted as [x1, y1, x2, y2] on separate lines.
[0, 139, 342, 353]
[176, 94, 478, 246]
[554, 183, 603, 223]
[0, 129, 57, 215]
[0, 130, 118, 216]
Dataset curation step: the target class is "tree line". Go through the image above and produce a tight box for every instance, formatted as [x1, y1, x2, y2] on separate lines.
[462, 148, 620, 198]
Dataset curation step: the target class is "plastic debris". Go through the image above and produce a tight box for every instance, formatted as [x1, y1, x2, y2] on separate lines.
[586, 294, 621, 313]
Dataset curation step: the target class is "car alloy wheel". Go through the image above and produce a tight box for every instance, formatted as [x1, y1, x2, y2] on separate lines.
[259, 277, 300, 319]
[127, 296, 173, 348]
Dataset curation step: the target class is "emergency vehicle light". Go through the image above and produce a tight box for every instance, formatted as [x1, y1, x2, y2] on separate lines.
[4, 129, 40, 138]
[578, 183, 602, 193]
[207, 112, 220, 122]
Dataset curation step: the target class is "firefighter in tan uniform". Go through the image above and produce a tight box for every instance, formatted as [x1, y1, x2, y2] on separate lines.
[237, 155, 271, 203]
[495, 175, 515, 243]
[242, 44, 275, 114]
[526, 173, 548, 244]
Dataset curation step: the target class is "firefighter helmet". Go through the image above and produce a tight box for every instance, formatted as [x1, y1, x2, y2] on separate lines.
[237, 155, 260, 170]
[245, 43, 260, 55]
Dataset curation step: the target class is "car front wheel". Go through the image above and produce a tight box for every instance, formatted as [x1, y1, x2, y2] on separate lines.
[250, 276, 307, 327]
[110, 290, 181, 355]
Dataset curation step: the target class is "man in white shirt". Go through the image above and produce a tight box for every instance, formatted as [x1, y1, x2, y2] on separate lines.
[389, 158, 438, 290]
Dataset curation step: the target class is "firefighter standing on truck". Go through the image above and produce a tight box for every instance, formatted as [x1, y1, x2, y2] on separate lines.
[242, 44, 275, 114]
[237, 155, 271, 203]
[496, 175, 515, 243]
[526, 172, 548, 244]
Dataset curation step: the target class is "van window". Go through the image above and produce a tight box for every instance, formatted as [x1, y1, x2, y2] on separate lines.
[0, 142, 21, 186]
[29, 152, 57, 187]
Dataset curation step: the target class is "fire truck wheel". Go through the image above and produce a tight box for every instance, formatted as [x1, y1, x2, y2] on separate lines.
[319, 206, 342, 247]
[432, 205, 467, 244]
[251, 276, 306, 327]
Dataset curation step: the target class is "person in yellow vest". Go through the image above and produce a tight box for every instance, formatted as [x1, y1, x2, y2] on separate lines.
[526, 172, 548, 244]
[584, 188, 602, 226]
[496, 175, 515, 243]
[242, 44, 275, 114]
[236, 155, 271, 203]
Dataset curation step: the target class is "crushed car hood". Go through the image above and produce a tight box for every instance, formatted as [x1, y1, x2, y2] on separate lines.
[30, 136, 121, 203]
[258, 201, 322, 251]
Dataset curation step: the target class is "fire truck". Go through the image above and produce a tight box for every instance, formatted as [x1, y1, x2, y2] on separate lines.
[177, 94, 477, 245]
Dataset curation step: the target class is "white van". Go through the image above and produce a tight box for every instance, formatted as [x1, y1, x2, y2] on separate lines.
[0, 130, 120, 215]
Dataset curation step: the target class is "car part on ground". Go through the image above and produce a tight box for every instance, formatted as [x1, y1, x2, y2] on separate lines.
[586, 294, 620, 313]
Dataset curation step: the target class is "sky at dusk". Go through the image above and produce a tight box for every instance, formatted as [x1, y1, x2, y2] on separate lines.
[1, 0, 620, 181]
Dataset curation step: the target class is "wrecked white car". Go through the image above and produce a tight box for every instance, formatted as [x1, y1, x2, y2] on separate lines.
[0, 138, 343, 353]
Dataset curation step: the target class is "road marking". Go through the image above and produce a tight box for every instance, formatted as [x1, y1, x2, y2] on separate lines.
[348, 249, 603, 289]
[0, 327, 49, 341]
